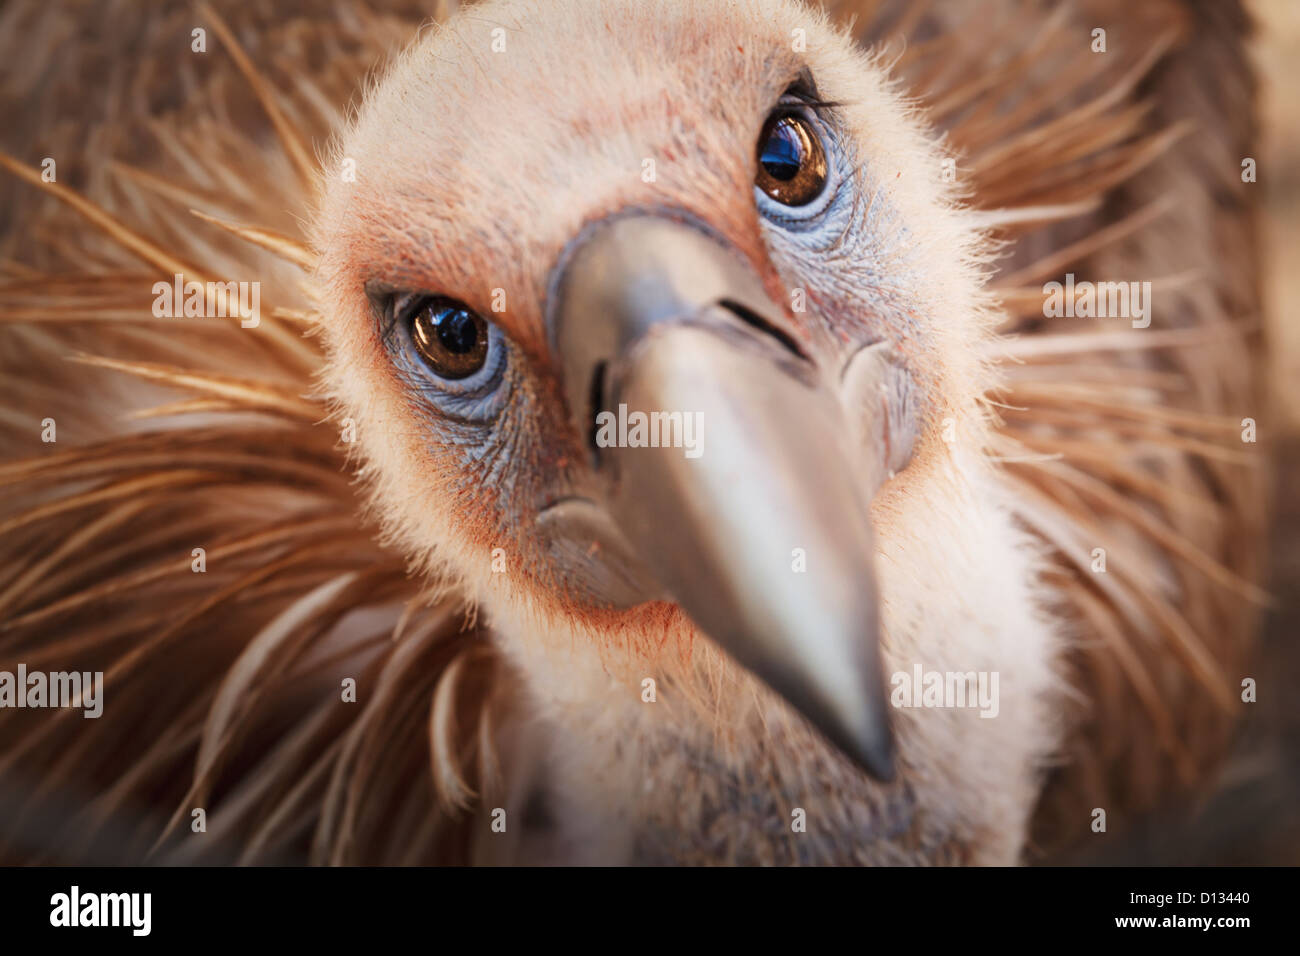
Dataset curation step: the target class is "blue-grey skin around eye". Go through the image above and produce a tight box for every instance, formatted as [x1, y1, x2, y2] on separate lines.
[756, 104, 923, 347]
[385, 314, 511, 425]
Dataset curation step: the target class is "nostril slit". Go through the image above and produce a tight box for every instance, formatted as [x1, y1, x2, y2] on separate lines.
[718, 299, 809, 361]
[587, 360, 607, 461]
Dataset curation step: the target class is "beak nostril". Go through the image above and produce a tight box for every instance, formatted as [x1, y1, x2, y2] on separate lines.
[717, 299, 809, 362]
[586, 359, 607, 463]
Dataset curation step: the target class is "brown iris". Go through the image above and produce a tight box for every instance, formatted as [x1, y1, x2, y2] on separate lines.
[410, 298, 489, 379]
[755, 113, 828, 207]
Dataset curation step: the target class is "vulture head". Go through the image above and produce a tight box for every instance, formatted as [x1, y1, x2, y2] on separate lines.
[315, 0, 1053, 864]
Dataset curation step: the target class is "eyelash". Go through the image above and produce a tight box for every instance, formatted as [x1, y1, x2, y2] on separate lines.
[793, 97, 842, 114]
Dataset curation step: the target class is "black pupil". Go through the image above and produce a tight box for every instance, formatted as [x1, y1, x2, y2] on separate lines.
[432, 306, 479, 354]
[760, 119, 804, 181]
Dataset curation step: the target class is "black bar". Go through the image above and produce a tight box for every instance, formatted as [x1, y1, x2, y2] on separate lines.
[0, 865, 1279, 943]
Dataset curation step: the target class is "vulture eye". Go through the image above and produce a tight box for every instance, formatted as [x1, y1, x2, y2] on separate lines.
[755, 113, 827, 207]
[409, 298, 490, 379]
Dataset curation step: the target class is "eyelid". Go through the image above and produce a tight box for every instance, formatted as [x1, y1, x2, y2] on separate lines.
[392, 292, 426, 320]
[775, 95, 808, 116]
[378, 292, 429, 348]
[777, 86, 842, 115]
[771, 97, 837, 139]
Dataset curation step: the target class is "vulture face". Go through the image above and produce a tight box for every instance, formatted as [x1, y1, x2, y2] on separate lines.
[316, 0, 1057, 863]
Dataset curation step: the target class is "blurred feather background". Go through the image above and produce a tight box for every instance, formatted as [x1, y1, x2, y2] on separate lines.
[1070, 0, 1298, 863]
[1079, 0, 1300, 865]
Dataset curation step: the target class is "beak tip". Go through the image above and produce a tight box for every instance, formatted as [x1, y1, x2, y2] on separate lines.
[860, 741, 897, 784]
[844, 719, 897, 783]
[802, 679, 897, 782]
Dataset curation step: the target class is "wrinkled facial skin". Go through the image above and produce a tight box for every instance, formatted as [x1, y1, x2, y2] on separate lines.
[315, 0, 1053, 864]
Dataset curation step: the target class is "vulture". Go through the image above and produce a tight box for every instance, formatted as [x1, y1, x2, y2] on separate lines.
[0, 0, 1270, 865]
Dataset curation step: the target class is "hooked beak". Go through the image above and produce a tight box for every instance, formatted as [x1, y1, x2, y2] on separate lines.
[548, 214, 895, 782]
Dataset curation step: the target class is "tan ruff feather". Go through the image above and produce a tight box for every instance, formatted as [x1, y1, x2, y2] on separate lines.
[187, 209, 318, 273]
[195, 2, 319, 195]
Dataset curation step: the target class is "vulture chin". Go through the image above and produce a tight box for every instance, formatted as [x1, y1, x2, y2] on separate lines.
[0, 0, 1269, 866]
